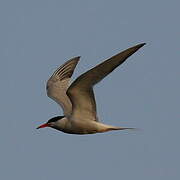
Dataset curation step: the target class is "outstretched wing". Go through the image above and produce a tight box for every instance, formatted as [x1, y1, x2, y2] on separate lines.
[67, 43, 145, 121]
[47, 56, 80, 117]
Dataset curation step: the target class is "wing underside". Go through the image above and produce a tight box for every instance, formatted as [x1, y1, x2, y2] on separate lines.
[67, 43, 145, 121]
[47, 57, 80, 116]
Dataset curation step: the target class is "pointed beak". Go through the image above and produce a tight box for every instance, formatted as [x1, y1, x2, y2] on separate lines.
[36, 123, 49, 129]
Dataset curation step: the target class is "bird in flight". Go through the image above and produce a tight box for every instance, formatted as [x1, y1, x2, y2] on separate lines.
[37, 43, 145, 134]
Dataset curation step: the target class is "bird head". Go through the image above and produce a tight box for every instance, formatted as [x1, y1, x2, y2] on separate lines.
[36, 116, 65, 129]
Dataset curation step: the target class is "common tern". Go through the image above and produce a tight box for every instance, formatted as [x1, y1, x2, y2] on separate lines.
[37, 43, 145, 134]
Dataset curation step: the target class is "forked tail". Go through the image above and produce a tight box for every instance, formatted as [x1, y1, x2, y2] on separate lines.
[107, 126, 136, 131]
[96, 123, 137, 133]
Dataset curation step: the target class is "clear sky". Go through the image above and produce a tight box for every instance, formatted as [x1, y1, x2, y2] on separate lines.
[1, 0, 180, 179]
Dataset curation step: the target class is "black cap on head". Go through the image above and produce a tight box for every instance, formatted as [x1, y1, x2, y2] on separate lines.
[48, 116, 65, 123]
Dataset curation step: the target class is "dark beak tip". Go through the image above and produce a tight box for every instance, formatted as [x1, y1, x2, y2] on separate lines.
[36, 123, 49, 129]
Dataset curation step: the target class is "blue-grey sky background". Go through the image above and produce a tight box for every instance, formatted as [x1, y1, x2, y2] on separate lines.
[1, 0, 180, 179]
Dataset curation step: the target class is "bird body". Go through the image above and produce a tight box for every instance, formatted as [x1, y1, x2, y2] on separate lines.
[43, 116, 132, 134]
[37, 43, 145, 135]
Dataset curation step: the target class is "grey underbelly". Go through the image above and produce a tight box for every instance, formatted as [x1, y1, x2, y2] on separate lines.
[62, 120, 99, 134]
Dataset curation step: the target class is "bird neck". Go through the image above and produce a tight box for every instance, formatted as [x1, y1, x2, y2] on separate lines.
[53, 117, 69, 131]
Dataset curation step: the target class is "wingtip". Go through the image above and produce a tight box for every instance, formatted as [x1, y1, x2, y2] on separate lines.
[128, 43, 146, 52]
[70, 56, 81, 62]
[76, 56, 81, 59]
[69, 56, 81, 64]
[136, 42, 146, 48]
